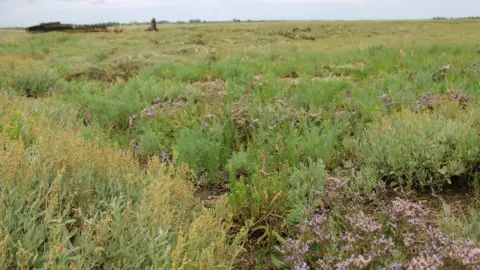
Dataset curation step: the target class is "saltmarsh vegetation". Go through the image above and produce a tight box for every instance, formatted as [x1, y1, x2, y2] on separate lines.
[0, 95, 244, 269]
[1, 19, 480, 269]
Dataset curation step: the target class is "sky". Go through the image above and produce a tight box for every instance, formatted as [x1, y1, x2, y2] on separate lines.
[0, 0, 479, 27]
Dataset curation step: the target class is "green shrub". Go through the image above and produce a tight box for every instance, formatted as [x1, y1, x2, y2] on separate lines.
[73, 77, 163, 130]
[297, 122, 342, 168]
[0, 95, 243, 269]
[174, 125, 226, 182]
[348, 108, 480, 192]
[285, 158, 325, 226]
[287, 158, 325, 204]
[162, 83, 203, 102]
[291, 79, 354, 112]
[133, 125, 170, 157]
[440, 203, 480, 243]
[228, 166, 290, 225]
[228, 150, 256, 177]
[5, 64, 62, 97]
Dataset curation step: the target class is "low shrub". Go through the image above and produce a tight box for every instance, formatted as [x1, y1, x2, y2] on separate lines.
[347, 107, 480, 192]
[174, 124, 227, 183]
[440, 203, 480, 243]
[297, 122, 344, 168]
[0, 95, 244, 269]
[1, 62, 62, 97]
[228, 165, 290, 226]
[228, 150, 256, 177]
[285, 158, 325, 226]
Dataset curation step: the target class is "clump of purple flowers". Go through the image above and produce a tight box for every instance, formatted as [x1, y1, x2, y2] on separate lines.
[346, 211, 381, 233]
[279, 239, 311, 270]
[279, 194, 480, 269]
[383, 197, 430, 228]
[416, 90, 471, 111]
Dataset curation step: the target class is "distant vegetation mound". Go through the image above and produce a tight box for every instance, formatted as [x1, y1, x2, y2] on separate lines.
[26, 22, 108, 33]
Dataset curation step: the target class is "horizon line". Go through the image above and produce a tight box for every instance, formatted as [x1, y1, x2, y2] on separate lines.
[1, 16, 479, 29]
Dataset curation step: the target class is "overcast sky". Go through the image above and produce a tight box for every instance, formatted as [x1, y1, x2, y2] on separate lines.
[0, 0, 479, 27]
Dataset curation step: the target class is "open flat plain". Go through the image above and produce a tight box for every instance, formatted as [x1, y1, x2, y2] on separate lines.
[1, 20, 480, 269]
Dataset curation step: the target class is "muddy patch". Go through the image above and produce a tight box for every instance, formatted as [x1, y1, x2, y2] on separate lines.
[194, 184, 229, 208]
[190, 79, 226, 92]
[66, 67, 110, 81]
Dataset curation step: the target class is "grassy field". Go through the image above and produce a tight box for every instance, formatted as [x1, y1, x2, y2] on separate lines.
[1, 19, 480, 269]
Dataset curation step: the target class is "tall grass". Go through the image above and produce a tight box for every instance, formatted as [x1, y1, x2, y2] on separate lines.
[0, 94, 244, 269]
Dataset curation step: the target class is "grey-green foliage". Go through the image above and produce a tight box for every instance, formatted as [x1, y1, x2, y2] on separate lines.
[5, 64, 63, 97]
[350, 109, 480, 192]
[441, 203, 480, 243]
[288, 158, 325, 204]
[0, 175, 172, 269]
[285, 158, 325, 226]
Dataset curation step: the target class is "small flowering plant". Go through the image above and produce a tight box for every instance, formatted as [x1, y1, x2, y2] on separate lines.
[2, 110, 35, 147]
[278, 193, 480, 270]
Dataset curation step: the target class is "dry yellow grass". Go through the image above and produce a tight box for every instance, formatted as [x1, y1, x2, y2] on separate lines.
[0, 93, 244, 269]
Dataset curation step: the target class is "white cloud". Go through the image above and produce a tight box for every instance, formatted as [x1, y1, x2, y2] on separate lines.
[55, 0, 212, 7]
[58, 0, 107, 3]
[259, 0, 372, 4]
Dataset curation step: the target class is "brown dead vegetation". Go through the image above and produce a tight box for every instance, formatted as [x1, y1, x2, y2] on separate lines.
[67, 57, 150, 82]
[416, 90, 471, 111]
[128, 96, 189, 130]
[280, 75, 352, 86]
[190, 79, 226, 91]
[66, 67, 110, 81]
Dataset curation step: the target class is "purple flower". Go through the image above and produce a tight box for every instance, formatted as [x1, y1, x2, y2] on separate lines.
[346, 211, 381, 233]
[403, 233, 414, 247]
[217, 91, 228, 97]
[384, 197, 429, 226]
[407, 253, 444, 270]
[279, 238, 310, 269]
[200, 122, 210, 130]
[372, 235, 395, 256]
[389, 263, 403, 270]
[342, 232, 357, 251]
[336, 254, 373, 269]
[293, 262, 310, 270]
[305, 213, 327, 235]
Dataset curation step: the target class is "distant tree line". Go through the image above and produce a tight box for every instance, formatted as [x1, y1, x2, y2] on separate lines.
[107, 17, 480, 24]
[433, 16, 480, 20]
[39, 22, 61, 26]
[119, 18, 272, 25]
[96, 22, 121, 27]
[3, 18, 328, 30]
